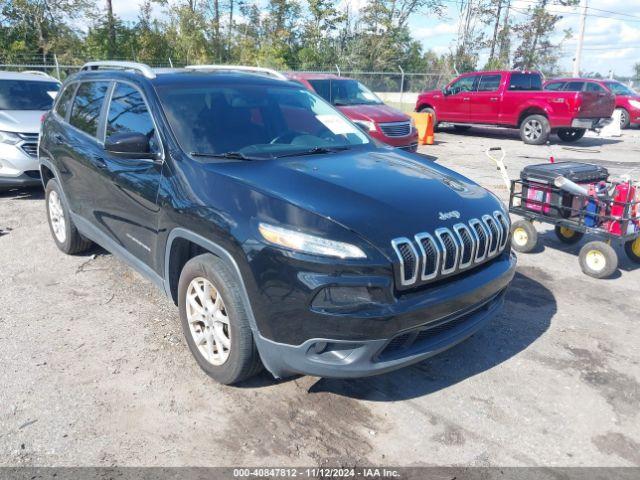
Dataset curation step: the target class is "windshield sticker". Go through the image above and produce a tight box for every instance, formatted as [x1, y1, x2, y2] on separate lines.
[47, 91, 58, 99]
[316, 114, 358, 135]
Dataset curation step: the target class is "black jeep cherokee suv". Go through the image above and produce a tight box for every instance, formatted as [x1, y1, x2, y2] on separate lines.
[39, 62, 516, 385]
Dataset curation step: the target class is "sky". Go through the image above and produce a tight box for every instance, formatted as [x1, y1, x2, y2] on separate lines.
[113, 0, 640, 77]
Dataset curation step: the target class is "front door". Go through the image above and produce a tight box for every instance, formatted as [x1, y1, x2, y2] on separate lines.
[439, 75, 477, 123]
[468, 73, 503, 124]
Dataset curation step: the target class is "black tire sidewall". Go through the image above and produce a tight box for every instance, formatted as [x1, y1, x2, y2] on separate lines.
[557, 128, 586, 142]
[579, 241, 618, 278]
[520, 114, 550, 145]
[624, 239, 640, 264]
[554, 225, 584, 245]
[178, 253, 260, 385]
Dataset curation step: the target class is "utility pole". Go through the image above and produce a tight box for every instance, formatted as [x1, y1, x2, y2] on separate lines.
[572, 0, 588, 77]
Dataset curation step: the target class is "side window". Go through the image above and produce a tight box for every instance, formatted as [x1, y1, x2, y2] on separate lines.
[308, 80, 331, 102]
[106, 83, 158, 152]
[544, 82, 565, 91]
[477, 74, 501, 92]
[563, 81, 585, 91]
[586, 82, 606, 93]
[55, 83, 76, 119]
[449, 76, 477, 94]
[509, 73, 543, 91]
[69, 81, 110, 137]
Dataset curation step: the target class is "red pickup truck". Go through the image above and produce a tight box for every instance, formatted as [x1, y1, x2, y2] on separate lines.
[416, 71, 615, 145]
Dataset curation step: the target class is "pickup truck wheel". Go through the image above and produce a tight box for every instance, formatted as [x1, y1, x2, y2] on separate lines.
[557, 128, 586, 142]
[178, 253, 263, 385]
[520, 114, 550, 145]
[45, 179, 93, 255]
[616, 108, 630, 129]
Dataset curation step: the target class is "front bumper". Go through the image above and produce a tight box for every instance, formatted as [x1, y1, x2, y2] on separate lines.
[0, 141, 40, 186]
[571, 117, 612, 129]
[0, 170, 41, 189]
[254, 251, 517, 379]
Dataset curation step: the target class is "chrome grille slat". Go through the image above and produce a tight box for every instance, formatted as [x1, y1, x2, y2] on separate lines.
[379, 121, 411, 137]
[21, 143, 38, 157]
[391, 212, 509, 288]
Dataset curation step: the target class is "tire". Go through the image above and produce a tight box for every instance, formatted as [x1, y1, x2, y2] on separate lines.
[453, 125, 472, 132]
[624, 238, 640, 264]
[557, 128, 586, 143]
[45, 179, 93, 255]
[554, 225, 584, 245]
[511, 220, 538, 253]
[520, 114, 550, 145]
[579, 241, 618, 279]
[178, 253, 263, 385]
[418, 106, 438, 128]
[616, 108, 630, 129]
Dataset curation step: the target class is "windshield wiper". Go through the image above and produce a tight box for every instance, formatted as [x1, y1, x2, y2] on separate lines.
[274, 146, 351, 159]
[190, 151, 260, 161]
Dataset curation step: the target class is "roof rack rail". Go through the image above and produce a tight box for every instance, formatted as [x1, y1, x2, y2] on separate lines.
[185, 64, 287, 81]
[22, 70, 56, 79]
[80, 61, 156, 79]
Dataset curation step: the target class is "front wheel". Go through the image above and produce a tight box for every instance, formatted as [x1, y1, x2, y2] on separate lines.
[579, 241, 618, 279]
[178, 253, 263, 385]
[557, 128, 586, 143]
[616, 108, 630, 129]
[624, 238, 640, 263]
[511, 220, 538, 253]
[520, 114, 550, 145]
[45, 179, 93, 255]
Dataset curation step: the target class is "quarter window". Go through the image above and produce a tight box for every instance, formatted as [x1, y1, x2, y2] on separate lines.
[106, 83, 157, 150]
[477, 74, 501, 92]
[69, 81, 110, 137]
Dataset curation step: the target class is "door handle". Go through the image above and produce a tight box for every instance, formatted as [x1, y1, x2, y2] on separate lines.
[490, 97, 499, 102]
[463, 97, 470, 102]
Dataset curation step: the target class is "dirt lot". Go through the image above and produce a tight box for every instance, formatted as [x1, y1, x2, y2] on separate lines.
[1, 127, 639, 467]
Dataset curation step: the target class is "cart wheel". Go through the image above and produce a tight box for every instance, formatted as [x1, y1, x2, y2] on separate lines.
[511, 220, 538, 253]
[554, 226, 584, 245]
[579, 241, 618, 279]
[624, 238, 640, 264]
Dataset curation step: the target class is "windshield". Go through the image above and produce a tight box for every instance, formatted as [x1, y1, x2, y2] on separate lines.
[0, 80, 60, 110]
[308, 79, 383, 106]
[157, 83, 370, 159]
[604, 82, 636, 96]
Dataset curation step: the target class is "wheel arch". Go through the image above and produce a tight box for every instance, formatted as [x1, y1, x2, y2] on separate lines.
[517, 106, 548, 127]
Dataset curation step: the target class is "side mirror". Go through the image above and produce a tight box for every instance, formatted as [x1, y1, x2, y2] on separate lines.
[105, 132, 157, 159]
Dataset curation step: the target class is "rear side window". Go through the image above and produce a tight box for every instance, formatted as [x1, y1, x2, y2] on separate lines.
[69, 81, 110, 137]
[586, 82, 606, 93]
[477, 74, 501, 92]
[544, 82, 565, 91]
[508, 73, 542, 91]
[55, 84, 76, 119]
[563, 81, 585, 91]
[106, 83, 156, 141]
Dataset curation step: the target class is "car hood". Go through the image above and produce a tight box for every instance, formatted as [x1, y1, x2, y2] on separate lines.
[337, 104, 409, 123]
[0, 110, 46, 133]
[212, 149, 503, 251]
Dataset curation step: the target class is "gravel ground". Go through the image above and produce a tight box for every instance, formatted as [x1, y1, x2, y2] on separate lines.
[0, 127, 639, 467]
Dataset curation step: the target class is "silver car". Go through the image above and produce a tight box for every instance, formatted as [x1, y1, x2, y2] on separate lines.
[0, 71, 60, 190]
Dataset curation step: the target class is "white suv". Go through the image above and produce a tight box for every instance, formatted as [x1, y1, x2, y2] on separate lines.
[0, 71, 60, 190]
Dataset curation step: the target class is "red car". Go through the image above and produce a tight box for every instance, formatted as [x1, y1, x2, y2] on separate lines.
[286, 73, 419, 151]
[544, 78, 640, 129]
[416, 70, 615, 145]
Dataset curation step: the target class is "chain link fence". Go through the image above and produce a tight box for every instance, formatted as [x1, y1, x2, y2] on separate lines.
[0, 54, 456, 113]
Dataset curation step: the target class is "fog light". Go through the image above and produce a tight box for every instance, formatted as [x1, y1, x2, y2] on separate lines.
[311, 286, 379, 312]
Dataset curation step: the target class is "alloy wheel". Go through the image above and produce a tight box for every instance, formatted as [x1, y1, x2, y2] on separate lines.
[48, 190, 67, 243]
[524, 120, 543, 141]
[185, 277, 231, 366]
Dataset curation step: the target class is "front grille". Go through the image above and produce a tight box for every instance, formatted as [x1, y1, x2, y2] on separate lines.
[17, 133, 39, 141]
[21, 143, 38, 157]
[379, 121, 412, 137]
[391, 211, 510, 289]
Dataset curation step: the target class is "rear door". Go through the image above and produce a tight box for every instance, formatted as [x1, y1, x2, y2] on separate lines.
[439, 74, 477, 122]
[467, 73, 502, 123]
[583, 82, 616, 118]
[94, 81, 163, 267]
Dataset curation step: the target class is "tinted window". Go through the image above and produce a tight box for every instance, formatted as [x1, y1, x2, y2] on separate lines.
[586, 82, 606, 93]
[477, 74, 501, 92]
[69, 82, 110, 137]
[157, 84, 369, 158]
[55, 84, 76, 119]
[0, 80, 60, 110]
[106, 83, 156, 143]
[308, 79, 382, 106]
[508, 73, 542, 91]
[604, 82, 636, 96]
[563, 81, 585, 91]
[448, 76, 477, 94]
[544, 82, 564, 91]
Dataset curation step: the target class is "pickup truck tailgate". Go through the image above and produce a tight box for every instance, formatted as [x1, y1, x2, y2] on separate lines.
[575, 91, 615, 118]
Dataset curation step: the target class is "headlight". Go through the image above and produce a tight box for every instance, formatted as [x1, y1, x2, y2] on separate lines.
[628, 99, 640, 109]
[0, 131, 21, 145]
[409, 116, 416, 128]
[258, 223, 367, 259]
[353, 120, 377, 132]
